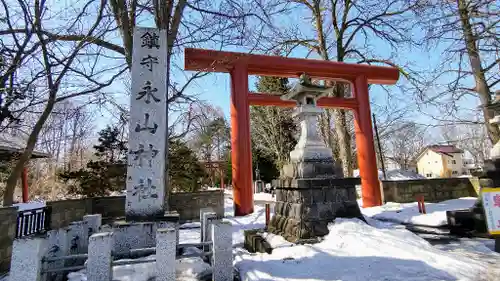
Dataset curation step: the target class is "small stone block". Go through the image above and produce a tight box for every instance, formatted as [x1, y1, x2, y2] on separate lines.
[211, 221, 233, 281]
[202, 212, 218, 242]
[10, 236, 47, 281]
[87, 232, 113, 281]
[200, 208, 214, 243]
[46, 229, 70, 281]
[83, 214, 102, 237]
[156, 228, 176, 281]
[68, 221, 89, 254]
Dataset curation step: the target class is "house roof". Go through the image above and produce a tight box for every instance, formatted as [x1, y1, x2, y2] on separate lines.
[415, 145, 463, 162]
[0, 133, 50, 160]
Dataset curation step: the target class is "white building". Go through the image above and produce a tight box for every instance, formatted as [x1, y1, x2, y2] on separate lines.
[415, 145, 464, 178]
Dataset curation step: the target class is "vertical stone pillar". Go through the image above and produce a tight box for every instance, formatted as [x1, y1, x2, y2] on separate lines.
[156, 228, 176, 281]
[157, 212, 180, 246]
[83, 214, 102, 237]
[87, 232, 113, 281]
[46, 228, 70, 281]
[211, 221, 233, 281]
[10, 236, 47, 281]
[126, 27, 168, 220]
[199, 208, 214, 243]
[202, 212, 219, 244]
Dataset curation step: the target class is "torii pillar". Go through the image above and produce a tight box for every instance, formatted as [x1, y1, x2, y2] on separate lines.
[185, 48, 399, 216]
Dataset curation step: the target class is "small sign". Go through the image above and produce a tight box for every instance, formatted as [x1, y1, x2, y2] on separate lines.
[481, 188, 500, 235]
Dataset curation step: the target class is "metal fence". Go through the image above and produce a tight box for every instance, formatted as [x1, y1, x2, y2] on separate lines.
[16, 207, 51, 238]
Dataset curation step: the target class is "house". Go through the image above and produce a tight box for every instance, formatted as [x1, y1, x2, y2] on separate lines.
[415, 145, 464, 178]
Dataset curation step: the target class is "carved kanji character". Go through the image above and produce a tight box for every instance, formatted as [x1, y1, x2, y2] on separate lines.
[141, 31, 160, 49]
[140, 55, 158, 72]
[136, 81, 160, 104]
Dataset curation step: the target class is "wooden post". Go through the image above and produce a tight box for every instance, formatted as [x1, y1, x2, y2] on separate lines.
[353, 75, 382, 207]
[22, 167, 29, 203]
[265, 203, 270, 227]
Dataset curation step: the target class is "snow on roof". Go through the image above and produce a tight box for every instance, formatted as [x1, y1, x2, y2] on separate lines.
[428, 145, 463, 155]
[0, 132, 50, 159]
[353, 169, 426, 181]
[415, 144, 464, 162]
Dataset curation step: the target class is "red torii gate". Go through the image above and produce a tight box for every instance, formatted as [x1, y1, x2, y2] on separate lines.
[185, 48, 399, 216]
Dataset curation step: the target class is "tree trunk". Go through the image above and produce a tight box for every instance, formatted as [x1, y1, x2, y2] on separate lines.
[3, 91, 57, 206]
[457, 0, 499, 144]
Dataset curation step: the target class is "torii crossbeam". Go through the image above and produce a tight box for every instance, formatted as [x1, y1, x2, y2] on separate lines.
[185, 48, 399, 216]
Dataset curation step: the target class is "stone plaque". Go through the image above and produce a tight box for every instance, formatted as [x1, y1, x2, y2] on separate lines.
[126, 27, 168, 219]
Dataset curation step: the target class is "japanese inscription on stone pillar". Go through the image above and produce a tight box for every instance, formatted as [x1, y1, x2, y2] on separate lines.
[126, 27, 167, 218]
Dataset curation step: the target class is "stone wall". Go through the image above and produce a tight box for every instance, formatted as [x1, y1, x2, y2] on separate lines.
[45, 190, 224, 228]
[46, 198, 91, 229]
[0, 190, 224, 274]
[0, 207, 17, 274]
[169, 190, 225, 220]
[381, 178, 478, 203]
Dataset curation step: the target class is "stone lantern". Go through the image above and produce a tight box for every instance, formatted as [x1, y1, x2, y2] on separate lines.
[280, 73, 341, 178]
[487, 91, 500, 161]
[267, 73, 363, 243]
[448, 90, 500, 242]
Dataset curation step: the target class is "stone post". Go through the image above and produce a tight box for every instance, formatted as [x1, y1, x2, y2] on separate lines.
[9, 236, 47, 281]
[87, 232, 114, 281]
[202, 212, 219, 251]
[46, 228, 70, 281]
[200, 208, 214, 243]
[211, 221, 233, 281]
[156, 227, 177, 281]
[157, 212, 180, 246]
[83, 214, 102, 237]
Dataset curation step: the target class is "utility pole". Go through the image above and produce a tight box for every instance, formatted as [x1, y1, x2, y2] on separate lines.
[372, 114, 387, 180]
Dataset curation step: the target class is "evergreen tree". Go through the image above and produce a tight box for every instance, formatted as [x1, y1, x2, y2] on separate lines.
[251, 76, 297, 173]
[168, 139, 207, 192]
[59, 126, 127, 197]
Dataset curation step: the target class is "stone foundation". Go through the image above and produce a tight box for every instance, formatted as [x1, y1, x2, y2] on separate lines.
[267, 178, 364, 243]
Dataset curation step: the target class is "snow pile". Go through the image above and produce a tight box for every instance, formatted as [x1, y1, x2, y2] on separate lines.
[235, 218, 492, 281]
[13, 201, 45, 211]
[361, 197, 477, 226]
[253, 192, 275, 202]
[353, 169, 426, 181]
[261, 232, 293, 249]
[67, 255, 210, 281]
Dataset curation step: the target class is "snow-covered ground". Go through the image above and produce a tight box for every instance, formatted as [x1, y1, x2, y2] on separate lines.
[3, 194, 497, 281]
[67, 254, 210, 281]
[253, 192, 275, 202]
[361, 197, 477, 226]
[235, 218, 499, 281]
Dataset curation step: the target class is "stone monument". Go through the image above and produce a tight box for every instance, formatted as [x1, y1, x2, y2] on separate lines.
[447, 91, 500, 249]
[267, 74, 364, 243]
[126, 27, 168, 220]
[108, 27, 178, 254]
[471, 91, 500, 231]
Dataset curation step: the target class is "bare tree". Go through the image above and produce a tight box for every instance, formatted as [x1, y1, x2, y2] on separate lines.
[188, 103, 229, 161]
[1, 0, 125, 205]
[417, 0, 500, 143]
[260, 0, 423, 176]
[384, 122, 426, 170]
[251, 76, 297, 170]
